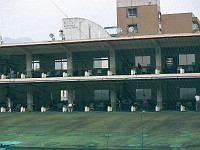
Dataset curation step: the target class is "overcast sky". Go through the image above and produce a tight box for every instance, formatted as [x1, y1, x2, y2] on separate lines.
[0, 0, 200, 41]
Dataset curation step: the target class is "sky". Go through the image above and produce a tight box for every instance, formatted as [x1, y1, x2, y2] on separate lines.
[0, 0, 200, 41]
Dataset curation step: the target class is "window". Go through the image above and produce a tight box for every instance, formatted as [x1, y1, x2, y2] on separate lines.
[136, 89, 151, 99]
[94, 90, 109, 100]
[180, 88, 196, 99]
[61, 90, 68, 101]
[61, 90, 75, 101]
[179, 54, 195, 65]
[32, 60, 40, 71]
[128, 8, 137, 17]
[127, 24, 138, 33]
[93, 58, 108, 69]
[55, 59, 67, 70]
[135, 56, 150, 66]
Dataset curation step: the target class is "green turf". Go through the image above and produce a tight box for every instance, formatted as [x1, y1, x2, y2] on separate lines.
[0, 111, 199, 149]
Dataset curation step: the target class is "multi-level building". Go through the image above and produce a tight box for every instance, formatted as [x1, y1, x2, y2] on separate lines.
[0, 0, 200, 112]
[0, 33, 200, 112]
[117, 0, 200, 36]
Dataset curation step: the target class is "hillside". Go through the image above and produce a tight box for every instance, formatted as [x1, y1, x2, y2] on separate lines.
[0, 111, 199, 149]
[2, 37, 33, 44]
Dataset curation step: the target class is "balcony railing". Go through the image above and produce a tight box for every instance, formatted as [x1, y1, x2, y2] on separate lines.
[0, 65, 199, 79]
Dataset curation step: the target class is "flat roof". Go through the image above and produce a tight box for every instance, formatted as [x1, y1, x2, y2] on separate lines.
[0, 33, 200, 55]
[1, 33, 200, 47]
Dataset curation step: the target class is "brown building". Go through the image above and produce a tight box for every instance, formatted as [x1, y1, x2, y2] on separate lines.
[162, 13, 200, 34]
[117, 0, 200, 36]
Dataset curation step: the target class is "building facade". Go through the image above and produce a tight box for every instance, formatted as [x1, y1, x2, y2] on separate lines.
[62, 18, 111, 40]
[117, 0, 161, 36]
[0, 0, 200, 112]
[117, 0, 200, 36]
[0, 34, 200, 112]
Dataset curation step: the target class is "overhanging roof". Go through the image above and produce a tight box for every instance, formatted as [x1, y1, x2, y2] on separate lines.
[0, 33, 200, 55]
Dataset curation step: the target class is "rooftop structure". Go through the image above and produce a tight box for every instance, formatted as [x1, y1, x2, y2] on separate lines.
[62, 18, 111, 40]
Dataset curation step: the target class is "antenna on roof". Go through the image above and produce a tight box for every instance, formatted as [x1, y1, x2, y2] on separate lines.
[128, 26, 135, 33]
[192, 24, 199, 33]
[49, 33, 55, 41]
[117, 28, 123, 34]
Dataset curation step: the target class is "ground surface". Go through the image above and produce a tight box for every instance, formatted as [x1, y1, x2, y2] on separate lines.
[0, 111, 199, 150]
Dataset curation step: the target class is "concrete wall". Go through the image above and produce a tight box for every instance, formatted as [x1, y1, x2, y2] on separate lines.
[117, 0, 160, 7]
[161, 13, 193, 34]
[117, 5, 160, 36]
[62, 18, 111, 40]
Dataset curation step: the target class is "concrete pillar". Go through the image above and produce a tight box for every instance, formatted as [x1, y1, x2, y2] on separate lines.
[67, 50, 73, 77]
[68, 85, 74, 104]
[109, 48, 116, 75]
[26, 53, 32, 78]
[110, 83, 117, 111]
[157, 82, 162, 110]
[155, 48, 162, 71]
[27, 84, 33, 111]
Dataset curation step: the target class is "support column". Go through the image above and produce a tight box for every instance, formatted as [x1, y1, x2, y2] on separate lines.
[157, 82, 163, 110]
[110, 83, 117, 111]
[26, 53, 32, 78]
[155, 48, 162, 71]
[27, 84, 33, 111]
[67, 50, 73, 77]
[68, 85, 74, 104]
[109, 48, 116, 75]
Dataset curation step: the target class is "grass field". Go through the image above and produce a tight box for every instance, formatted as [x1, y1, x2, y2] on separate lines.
[0, 111, 200, 149]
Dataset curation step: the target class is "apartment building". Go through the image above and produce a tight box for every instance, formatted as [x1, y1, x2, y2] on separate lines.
[117, 0, 200, 36]
[161, 13, 200, 34]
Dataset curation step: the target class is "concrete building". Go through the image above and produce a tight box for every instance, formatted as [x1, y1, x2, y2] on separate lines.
[117, 0, 200, 36]
[0, 33, 200, 112]
[161, 13, 200, 34]
[117, 0, 161, 36]
[62, 18, 111, 40]
[0, 1, 200, 113]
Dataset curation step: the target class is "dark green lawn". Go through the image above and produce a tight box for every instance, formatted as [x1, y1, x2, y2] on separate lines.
[0, 111, 199, 149]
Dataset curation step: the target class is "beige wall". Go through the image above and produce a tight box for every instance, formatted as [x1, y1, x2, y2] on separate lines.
[161, 13, 193, 34]
[117, 0, 160, 7]
[117, 5, 160, 36]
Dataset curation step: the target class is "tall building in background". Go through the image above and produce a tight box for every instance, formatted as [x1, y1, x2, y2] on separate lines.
[117, 0, 161, 36]
[117, 0, 200, 36]
[161, 13, 200, 34]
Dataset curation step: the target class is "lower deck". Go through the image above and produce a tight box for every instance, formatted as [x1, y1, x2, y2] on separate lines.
[0, 75, 200, 112]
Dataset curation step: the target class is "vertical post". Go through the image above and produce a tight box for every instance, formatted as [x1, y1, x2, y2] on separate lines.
[68, 84, 73, 104]
[67, 50, 73, 77]
[110, 83, 117, 111]
[155, 47, 162, 71]
[79, 22, 82, 39]
[88, 25, 91, 39]
[27, 84, 33, 111]
[26, 53, 32, 78]
[157, 81, 162, 110]
[141, 112, 144, 150]
[109, 47, 116, 75]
